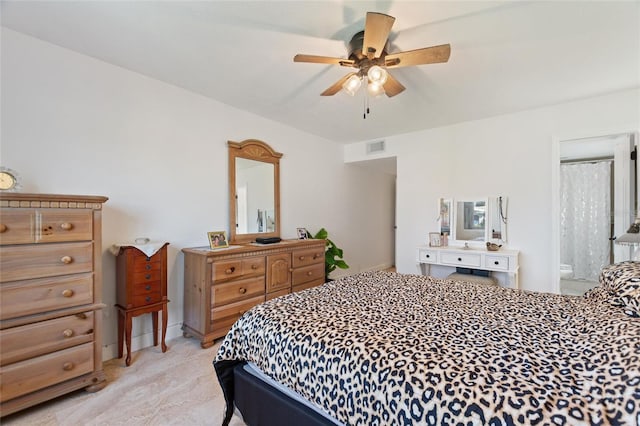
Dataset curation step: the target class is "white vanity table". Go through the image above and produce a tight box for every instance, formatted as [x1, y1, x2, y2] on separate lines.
[417, 245, 520, 289]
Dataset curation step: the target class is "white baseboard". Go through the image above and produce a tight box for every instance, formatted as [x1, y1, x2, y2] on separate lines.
[102, 323, 184, 361]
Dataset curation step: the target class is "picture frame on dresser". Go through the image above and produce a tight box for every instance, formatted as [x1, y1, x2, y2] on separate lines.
[297, 228, 309, 239]
[429, 232, 441, 247]
[208, 231, 228, 249]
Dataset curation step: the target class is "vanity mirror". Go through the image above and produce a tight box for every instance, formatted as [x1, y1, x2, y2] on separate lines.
[439, 196, 508, 245]
[228, 139, 282, 244]
[453, 198, 488, 243]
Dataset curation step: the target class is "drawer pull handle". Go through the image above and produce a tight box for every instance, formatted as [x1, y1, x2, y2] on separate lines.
[307, 271, 313, 276]
[146, 256, 151, 261]
[457, 258, 462, 262]
[251, 264, 258, 270]
[239, 287, 247, 294]
[62, 289, 74, 298]
[299, 256, 305, 261]
[426, 254, 430, 258]
[313, 254, 320, 259]
[60, 222, 73, 231]
[145, 296, 152, 302]
[0, 224, 6, 233]
[145, 274, 151, 280]
[63, 329, 74, 338]
[145, 285, 151, 290]
[226, 267, 236, 274]
[63, 362, 75, 371]
[146, 264, 152, 270]
[61, 256, 73, 264]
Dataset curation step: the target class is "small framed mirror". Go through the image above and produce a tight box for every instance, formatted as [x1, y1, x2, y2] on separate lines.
[228, 139, 282, 244]
[439, 198, 452, 237]
[489, 196, 508, 242]
[452, 198, 489, 244]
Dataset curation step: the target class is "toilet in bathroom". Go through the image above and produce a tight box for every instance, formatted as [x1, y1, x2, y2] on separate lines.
[560, 264, 574, 279]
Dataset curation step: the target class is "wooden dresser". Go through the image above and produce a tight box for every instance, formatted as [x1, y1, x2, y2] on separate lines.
[115, 243, 169, 366]
[0, 193, 108, 416]
[182, 239, 325, 348]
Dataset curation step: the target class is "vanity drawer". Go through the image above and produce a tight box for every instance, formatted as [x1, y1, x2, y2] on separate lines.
[418, 249, 438, 263]
[38, 210, 93, 243]
[440, 252, 482, 267]
[212, 276, 264, 307]
[486, 255, 509, 271]
[0, 312, 94, 366]
[0, 209, 35, 245]
[0, 242, 93, 283]
[292, 248, 324, 268]
[0, 273, 94, 320]
[212, 260, 244, 283]
[0, 343, 94, 402]
[292, 263, 324, 286]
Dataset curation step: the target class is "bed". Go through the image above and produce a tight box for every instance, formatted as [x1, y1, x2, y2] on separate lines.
[215, 268, 640, 425]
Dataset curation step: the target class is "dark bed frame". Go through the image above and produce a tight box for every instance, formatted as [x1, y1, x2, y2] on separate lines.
[231, 363, 336, 426]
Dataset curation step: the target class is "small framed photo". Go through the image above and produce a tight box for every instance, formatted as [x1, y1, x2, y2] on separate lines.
[429, 232, 442, 247]
[297, 228, 309, 239]
[208, 231, 229, 249]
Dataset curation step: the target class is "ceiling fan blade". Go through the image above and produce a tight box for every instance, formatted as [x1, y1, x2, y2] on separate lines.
[383, 73, 405, 97]
[321, 73, 357, 96]
[294, 54, 355, 67]
[385, 44, 451, 68]
[363, 12, 395, 59]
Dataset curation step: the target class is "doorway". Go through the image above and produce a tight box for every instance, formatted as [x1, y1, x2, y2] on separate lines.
[552, 132, 636, 295]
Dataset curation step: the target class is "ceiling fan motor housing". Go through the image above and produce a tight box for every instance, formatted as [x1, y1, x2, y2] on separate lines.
[348, 31, 388, 73]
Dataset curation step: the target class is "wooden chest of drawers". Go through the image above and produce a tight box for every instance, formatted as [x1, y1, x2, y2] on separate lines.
[182, 239, 325, 348]
[0, 193, 108, 416]
[115, 243, 169, 366]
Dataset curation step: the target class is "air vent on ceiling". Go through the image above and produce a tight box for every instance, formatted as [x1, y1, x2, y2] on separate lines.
[366, 140, 386, 154]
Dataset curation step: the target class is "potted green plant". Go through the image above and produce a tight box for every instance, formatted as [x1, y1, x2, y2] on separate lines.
[309, 228, 349, 281]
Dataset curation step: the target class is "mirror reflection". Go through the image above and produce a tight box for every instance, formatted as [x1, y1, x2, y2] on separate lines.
[235, 158, 275, 234]
[439, 198, 452, 236]
[489, 196, 508, 242]
[454, 199, 487, 242]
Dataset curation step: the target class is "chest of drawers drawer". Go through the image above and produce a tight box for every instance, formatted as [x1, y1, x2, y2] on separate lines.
[0, 210, 34, 245]
[0, 273, 94, 320]
[212, 276, 265, 307]
[292, 263, 324, 286]
[212, 256, 265, 283]
[0, 342, 94, 403]
[38, 210, 93, 243]
[210, 295, 264, 333]
[440, 252, 482, 267]
[292, 247, 324, 268]
[0, 312, 94, 366]
[131, 280, 161, 296]
[0, 242, 93, 283]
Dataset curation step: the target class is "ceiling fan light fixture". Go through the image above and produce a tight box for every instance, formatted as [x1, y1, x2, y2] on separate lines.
[367, 65, 387, 85]
[368, 81, 385, 97]
[342, 74, 362, 96]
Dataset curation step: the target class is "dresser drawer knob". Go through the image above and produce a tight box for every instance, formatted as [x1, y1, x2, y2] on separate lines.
[239, 287, 247, 294]
[313, 254, 320, 259]
[307, 271, 313, 276]
[425, 254, 430, 258]
[60, 222, 73, 231]
[63, 329, 74, 338]
[299, 256, 305, 261]
[251, 264, 258, 270]
[146, 264, 152, 270]
[145, 296, 152, 302]
[457, 258, 462, 262]
[145, 274, 151, 280]
[61, 256, 73, 264]
[494, 261, 500, 265]
[63, 362, 74, 371]
[145, 285, 151, 290]
[225, 267, 236, 274]
[0, 224, 6, 233]
[62, 289, 74, 298]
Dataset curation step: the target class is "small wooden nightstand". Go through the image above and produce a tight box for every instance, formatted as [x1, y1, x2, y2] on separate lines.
[115, 242, 169, 366]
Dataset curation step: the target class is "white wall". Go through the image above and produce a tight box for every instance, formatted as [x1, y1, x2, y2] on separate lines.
[1, 28, 395, 359]
[345, 88, 640, 293]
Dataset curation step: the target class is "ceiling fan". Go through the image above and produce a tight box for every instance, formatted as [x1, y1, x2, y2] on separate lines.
[294, 12, 451, 98]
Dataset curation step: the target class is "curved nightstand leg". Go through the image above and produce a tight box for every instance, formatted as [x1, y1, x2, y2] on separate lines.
[161, 303, 168, 352]
[125, 313, 132, 366]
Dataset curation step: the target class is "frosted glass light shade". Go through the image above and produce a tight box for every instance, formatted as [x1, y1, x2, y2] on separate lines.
[342, 75, 362, 96]
[367, 66, 388, 85]
[368, 82, 385, 97]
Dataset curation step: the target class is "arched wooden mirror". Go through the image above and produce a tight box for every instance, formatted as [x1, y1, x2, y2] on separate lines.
[228, 139, 282, 244]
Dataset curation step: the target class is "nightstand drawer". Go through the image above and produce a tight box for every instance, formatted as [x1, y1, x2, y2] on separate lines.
[0, 343, 94, 402]
[0, 209, 35, 245]
[131, 280, 161, 296]
[0, 274, 94, 320]
[440, 252, 482, 267]
[212, 260, 243, 283]
[486, 255, 509, 271]
[292, 247, 324, 268]
[212, 276, 264, 307]
[0, 312, 94, 366]
[38, 210, 93, 243]
[292, 263, 324, 286]
[0, 242, 93, 283]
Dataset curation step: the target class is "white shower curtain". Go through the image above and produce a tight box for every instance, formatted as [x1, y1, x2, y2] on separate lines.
[560, 161, 611, 282]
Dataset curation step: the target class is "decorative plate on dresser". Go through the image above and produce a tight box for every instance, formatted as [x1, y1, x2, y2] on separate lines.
[0, 193, 108, 416]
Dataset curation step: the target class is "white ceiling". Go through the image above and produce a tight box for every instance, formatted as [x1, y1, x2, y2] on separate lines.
[2, 1, 639, 143]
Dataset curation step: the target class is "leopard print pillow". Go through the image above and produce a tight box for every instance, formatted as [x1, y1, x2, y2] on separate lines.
[595, 260, 640, 317]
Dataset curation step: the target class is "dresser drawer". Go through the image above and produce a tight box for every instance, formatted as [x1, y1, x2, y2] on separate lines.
[293, 279, 323, 293]
[130, 291, 162, 307]
[292, 247, 324, 268]
[242, 257, 265, 276]
[0, 209, 35, 245]
[210, 295, 264, 331]
[212, 276, 264, 308]
[486, 255, 509, 271]
[38, 210, 93, 243]
[440, 252, 482, 267]
[0, 342, 94, 402]
[212, 260, 243, 283]
[292, 263, 324, 286]
[0, 312, 94, 366]
[132, 269, 162, 284]
[131, 280, 161, 296]
[418, 249, 438, 263]
[0, 274, 94, 320]
[0, 242, 93, 283]
[133, 256, 162, 273]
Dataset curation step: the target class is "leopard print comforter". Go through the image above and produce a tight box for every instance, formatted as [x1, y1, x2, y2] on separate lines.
[215, 271, 640, 425]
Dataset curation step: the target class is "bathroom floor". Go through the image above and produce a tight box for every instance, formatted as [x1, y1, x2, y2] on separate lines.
[560, 278, 599, 296]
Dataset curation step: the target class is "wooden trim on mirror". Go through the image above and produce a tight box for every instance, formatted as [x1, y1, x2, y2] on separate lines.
[228, 139, 282, 244]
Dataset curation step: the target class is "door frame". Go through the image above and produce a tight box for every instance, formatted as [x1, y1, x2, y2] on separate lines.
[551, 127, 638, 294]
